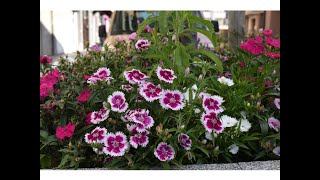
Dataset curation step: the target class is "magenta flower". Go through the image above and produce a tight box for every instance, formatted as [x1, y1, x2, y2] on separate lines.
[121, 84, 133, 92]
[273, 146, 280, 156]
[90, 103, 110, 124]
[40, 69, 60, 86]
[255, 35, 263, 43]
[107, 91, 128, 113]
[265, 81, 273, 87]
[84, 127, 107, 144]
[154, 142, 175, 162]
[90, 44, 102, 51]
[178, 133, 192, 150]
[144, 25, 151, 32]
[202, 95, 224, 114]
[124, 69, 148, 84]
[240, 38, 265, 55]
[263, 29, 273, 37]
[56, 122, 76, 140]
[265, 52, 280, 59]
[129, 32, 137, 40]
[266, 37, 280, 48]
[103, 132, 129, 157]
[239, 61, 245, 68]
[77, 89, 92, 102]
[156, 66, 177, 83]
[159, 90, 185, 111]
[225, 72, 232, 78]
[40, 55, 53, 63]
[85, 112, 93, 125]
[139, 82, 162, 102]
[274, 98, 280, 109]
[268, 117, 280, 132]
[40, 83, 54, 100]
[135, 39, 151, 50]
[201, 112, 224, 133]
[121, 109, 137, 122]
[132, 109, 154, 132]
[129, 130, 149, 149]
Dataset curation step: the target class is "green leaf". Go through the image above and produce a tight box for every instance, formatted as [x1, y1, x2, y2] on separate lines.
[136, 16, 158, 35]
[194, 145, 210, 157]
[56, 102, 65, 109]
[242, 136, 260, 141]
[191, 49, 223, 72]
[158, 11, 171, 34]
[162, 162, 171, 170]
[174, 43, 191, 74]
[40, 154, 45, 160]
[124, 154, 134, 166]
[40, 135, 57, 150]
[265, 133, 280, 140]
[74, 124, 94, 136]
[254, 151, 266, 160]
[257, 117, 269, 135]
[40, 130, 48, 139]
[58, 154, 70, 168]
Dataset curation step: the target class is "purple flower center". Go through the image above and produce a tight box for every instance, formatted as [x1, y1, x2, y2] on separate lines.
[133, 72, 139, 77]
[115, 99, 121, 105]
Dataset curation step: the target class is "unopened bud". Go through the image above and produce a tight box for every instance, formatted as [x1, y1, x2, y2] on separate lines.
[201, 139, 207, 144]
[198, 75, 203, 80]
[185, 68, 190, 75]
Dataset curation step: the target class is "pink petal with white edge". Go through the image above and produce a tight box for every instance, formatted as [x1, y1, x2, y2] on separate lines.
[156, 66, 177, 83]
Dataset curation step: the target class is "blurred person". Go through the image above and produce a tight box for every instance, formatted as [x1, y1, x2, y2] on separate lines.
[99, 14, 110, 46]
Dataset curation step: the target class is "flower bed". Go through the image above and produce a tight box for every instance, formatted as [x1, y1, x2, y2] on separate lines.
[40, 11, 280, 169]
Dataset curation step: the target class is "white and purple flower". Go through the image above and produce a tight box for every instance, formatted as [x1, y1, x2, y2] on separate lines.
[274, 98, 280, 110]
[132, 109, 154, 132]
[84, 127, 107, 144]
[201, 112, 224, 133]
[268, 117, 280, 132]
[87, 67, 113, 85]
[202, 95, 224, 113]
[156, 66, 177, 83]
[139, 82, 162, 102]
[124, 69, 148, 84]
[107, 91, 128, 113]
[154, 142, 175, 162]
[159, 90, 185, 111]
[135, 39, 151, 50]
[90, 105, 110, 124]
[129, 130, 149, 149]
[178, 133, 192, 150]
[103, 132, 129, 157]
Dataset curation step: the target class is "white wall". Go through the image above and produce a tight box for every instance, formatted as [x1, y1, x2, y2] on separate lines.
[40, 11, 53, 55]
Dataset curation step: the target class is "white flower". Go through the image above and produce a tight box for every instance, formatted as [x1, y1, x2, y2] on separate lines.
[205, 132, 213, 140]
[238, 118, 252, 132]
[220, 115, 238, 128]
[218, 76, 234, 86]
[194, 108, 201, 114]
[228, 144, 239, 154]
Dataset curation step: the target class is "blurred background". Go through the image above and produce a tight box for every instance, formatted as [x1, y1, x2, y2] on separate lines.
[40, 11, 279, 59]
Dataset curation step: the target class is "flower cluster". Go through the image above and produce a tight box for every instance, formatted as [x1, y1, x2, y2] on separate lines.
[87, 68, 113, 85]
[40, 68, 60, 100]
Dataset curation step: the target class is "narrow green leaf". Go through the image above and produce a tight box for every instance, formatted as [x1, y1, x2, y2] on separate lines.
[232, 140, 250, 149]
[194, 145, 210, 157]
[58, 154, 70, 168]
[191, 49, 223, 72]
[40, 130, 49, 139]
[136, 16, 158, 35]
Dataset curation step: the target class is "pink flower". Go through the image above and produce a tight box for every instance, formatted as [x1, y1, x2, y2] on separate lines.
[268, 117, 280, 132]
[77, 89, 92, 102]
[40, 83, 54, 100]
[40, 70, 60, 86]
[154, 142, 175, 162]
[103, 132, 129, 157]
[239, 61, 245, 68]
[156, 66, 177, 83]
[225, 72, 232, 78]
[85, 112, 93, 125]
[90, 44, 102, 51]
[201, 112, 224, 133]
[265, 81, 273, 87]
[274, 98, 280, 109]
[255, 35, 263, 43]
[124, 69, 148, 84]
[135, 39, 151, 50]
[144, 25, 151, 32]
[266, 37, 280, 48]
[159, 90, 185, 111]
[84, 76, 91, 80]
[121, 109, 137, 122]
[107, 91, 128, 113]
[178, 133, 192, 150]
[265, 52, 280, 59]
[121, 84, 133, 92]
[241, 38, 265, 55]
[132, 109, 154, 132]
[40, 55, 53, 63]
[202, 95, 224, 114]
[84, 127, 107, 144]
[129, 130, 149, 149]
[139, 82, 162, 102]
[56, 122, 76, 140]
[129, 32, 137, 40]
[263, 29, 273, 37]
[90, 103, 110, 124]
